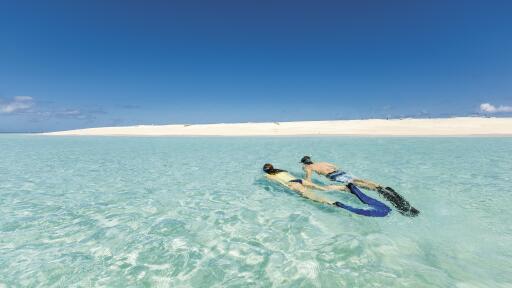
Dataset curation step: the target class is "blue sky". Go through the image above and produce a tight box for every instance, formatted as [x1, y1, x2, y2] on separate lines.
[1, 0, 511, 132]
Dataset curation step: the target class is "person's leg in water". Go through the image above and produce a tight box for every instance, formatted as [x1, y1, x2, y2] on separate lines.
[287, 182, 333, 205]
[301, 179, 350, 192]
[353, 179, 420, 217]
[288, 182, 389, 217]
[324, 184, 350, 192]
[329, 173, 379, 190]
[351, 178, 381, 191]
[376, 186, 420, 217]
[331, 176, 420, 217]
[333, 183, 391, 217]
[304, 180, 391, 216]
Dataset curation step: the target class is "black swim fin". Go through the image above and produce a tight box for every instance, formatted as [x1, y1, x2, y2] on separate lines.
[377, 187, 420, 217]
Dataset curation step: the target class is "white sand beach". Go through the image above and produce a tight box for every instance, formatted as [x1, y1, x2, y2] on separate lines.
[43, 117, 512, 136]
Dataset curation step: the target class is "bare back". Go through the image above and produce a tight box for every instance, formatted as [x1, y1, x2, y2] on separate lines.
[303, 162, 339, 181]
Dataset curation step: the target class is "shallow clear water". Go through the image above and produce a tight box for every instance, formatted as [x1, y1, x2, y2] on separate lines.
[1, 135, 511, 287]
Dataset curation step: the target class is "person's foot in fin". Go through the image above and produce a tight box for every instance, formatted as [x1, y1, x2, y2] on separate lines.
[346, 183, 357, 195]
[377, 186, 420, 217]
[333, 201, 346, 208]
[405, 207, 420, 217]
[391, 190, 419, 217]
[376, 186, 397, 202]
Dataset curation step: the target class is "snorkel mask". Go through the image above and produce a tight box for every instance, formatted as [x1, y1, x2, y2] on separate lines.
[300, 156, 313, 165]
[262, 163, 273, 174]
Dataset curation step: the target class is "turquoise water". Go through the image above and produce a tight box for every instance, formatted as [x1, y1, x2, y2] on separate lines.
[1, 135, 511, 287]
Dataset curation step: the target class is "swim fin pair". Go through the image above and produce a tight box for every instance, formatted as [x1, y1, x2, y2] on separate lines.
[333, 183, 391, 217]
[376, 186, 420, 217]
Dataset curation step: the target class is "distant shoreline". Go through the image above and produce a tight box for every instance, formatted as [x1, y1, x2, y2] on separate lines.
[42, 117, 512, 136]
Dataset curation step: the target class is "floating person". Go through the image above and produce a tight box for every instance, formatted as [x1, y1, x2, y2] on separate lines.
[262, 163, 391, 217]
[300, 156, 419, 217]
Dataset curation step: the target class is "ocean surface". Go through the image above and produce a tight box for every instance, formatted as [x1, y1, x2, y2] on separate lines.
[1, 135, 511, 287]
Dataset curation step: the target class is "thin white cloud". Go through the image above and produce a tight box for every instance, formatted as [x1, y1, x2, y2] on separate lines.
[0, 96, 106, 121]
[480, 103, 512, 113]
[33, 107, 106, 122]
[0, 96, 34, 114]
[57, 109, 81, 116]
[13, 96, 33, 101]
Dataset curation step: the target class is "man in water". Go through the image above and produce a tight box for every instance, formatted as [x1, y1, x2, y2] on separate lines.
[300, 156, 381, 190]
[262, 163, 391, 217]
[299, 156, 419, 217]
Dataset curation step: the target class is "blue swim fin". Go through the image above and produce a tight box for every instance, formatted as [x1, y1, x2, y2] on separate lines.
[333, 184, 391, 217]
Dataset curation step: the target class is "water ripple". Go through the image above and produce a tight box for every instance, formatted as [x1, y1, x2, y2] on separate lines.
[1, 136, 511, 286]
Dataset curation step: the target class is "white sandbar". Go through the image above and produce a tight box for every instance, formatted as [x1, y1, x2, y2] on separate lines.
[43, 117, 512, 136]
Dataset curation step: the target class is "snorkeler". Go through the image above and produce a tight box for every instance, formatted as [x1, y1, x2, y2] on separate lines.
[300, 156, 419, 217]
[262, 163, 391, 217]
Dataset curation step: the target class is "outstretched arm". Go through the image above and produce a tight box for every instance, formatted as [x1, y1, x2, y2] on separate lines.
[303, 166, 313, 182]
[302, 180, 349, 192]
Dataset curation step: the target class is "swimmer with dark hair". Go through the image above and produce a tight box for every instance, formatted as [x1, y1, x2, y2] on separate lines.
[263, 163, 391, 217]
[300, 156, 419, 217]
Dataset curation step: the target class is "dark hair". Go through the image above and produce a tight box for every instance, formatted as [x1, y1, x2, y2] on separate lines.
[262, 163, 287, 175]
[300, 156, 313, 165]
